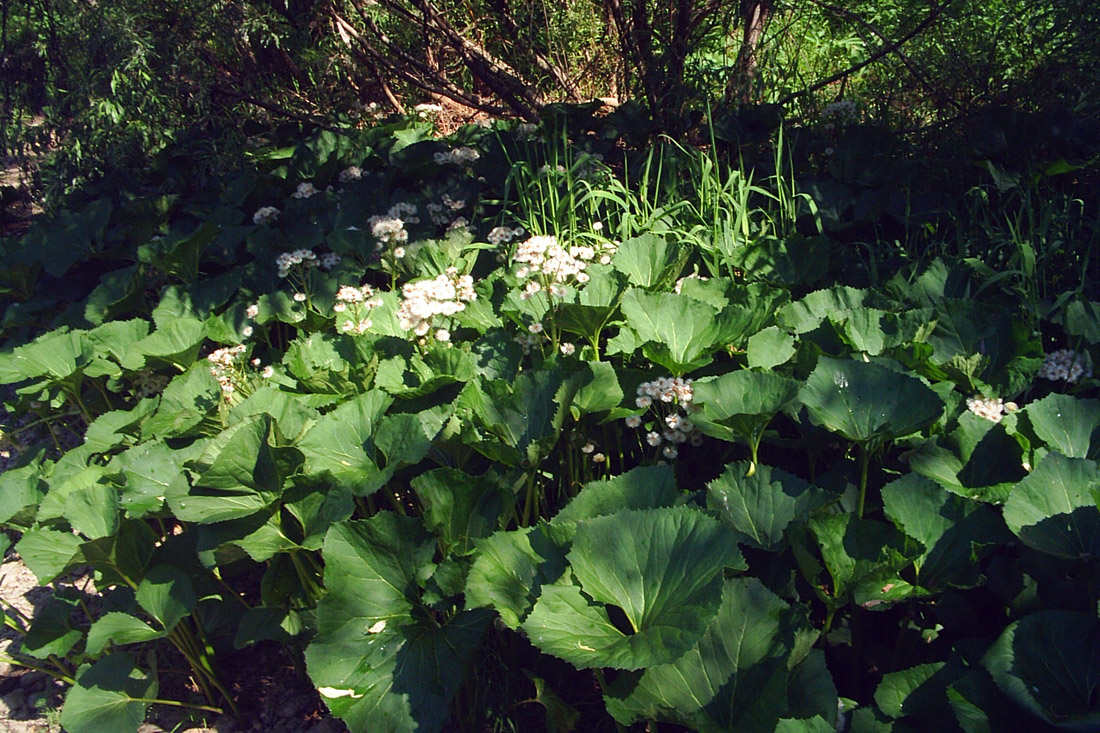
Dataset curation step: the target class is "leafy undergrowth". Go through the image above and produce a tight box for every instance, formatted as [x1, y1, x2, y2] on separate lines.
[2, 109, 1100, 732]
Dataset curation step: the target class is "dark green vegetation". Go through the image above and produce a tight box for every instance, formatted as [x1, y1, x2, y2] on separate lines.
[3, 1, 1100, 731]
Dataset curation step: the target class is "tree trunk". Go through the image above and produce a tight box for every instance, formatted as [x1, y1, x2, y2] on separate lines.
[725, 0, 772, 104]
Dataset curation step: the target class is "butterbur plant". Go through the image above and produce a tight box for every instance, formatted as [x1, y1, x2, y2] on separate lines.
[4, 116, 1100, 733]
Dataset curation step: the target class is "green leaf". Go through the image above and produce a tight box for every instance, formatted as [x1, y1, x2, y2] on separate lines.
[693, 370, 800, 455]
[85, 319, 150, 363]
[621, 289, 756, 375]
[523, 507, 743, 670]
[122, 316, 206, 371]
[298, 390, 392, 495]
[460, 368, 576, 466]
[86, 613, 166, 655]
[227, 386, 320, 443]
[170, 416, 288, 523]
[283, 332, 354, 393]
[65, 482, 120, 539]
[874, 662, 959, 720]
[464, 523, 571, 629]
[306, 513, 490, 732]
[554, 464, 679, 525]
[1003, 453, 1100, 559]
[22, 591, 83, 659]
[16, 527, 84, 583]
[2, 330, 92, 381]
[775, 717, 836, 733]
[982, 611, 1100, 729]
[809, 514, 917, 607]
[283, 475, 355, 549]
[799, 357, 944, 445]
[909, 412, 1028, 502]
[108, 441, 185, 517]
[570, 361, 623, 418]
[882, 473, 1008, 589]
[136, 565, 197, 631]
[84, 398, 159, 453]
[374, 412, 436, 469]
[747, 326, 797, 369]
[776, 286, 867, 334]
[604, 578, 812, 731]
[1026, 393, 1100, 459]
[411, 468, 504, 554]
[707, 462, 829, 551]
[0, 461, 46, 527]
[234, 607, 303, 648]
[787, 650, 840, 724]
[1065, 300, 1100, 344]
[60, 653, 156, 733]
[80, 519, 157, 589]
[141, 364, 221, 439]
[611, 233, 684, 288]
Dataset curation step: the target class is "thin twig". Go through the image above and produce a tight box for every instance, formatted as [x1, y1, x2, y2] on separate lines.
[777, 0, 955, 107]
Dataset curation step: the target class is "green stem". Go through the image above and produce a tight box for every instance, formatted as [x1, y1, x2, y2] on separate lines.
[0, 654, 75, 685]
[4, 410, 81, 437]
[212, 571, 251, 610]
[857, 443, 872, 519]
[131, 697, 224, 715]
[521, 469, 538, 527]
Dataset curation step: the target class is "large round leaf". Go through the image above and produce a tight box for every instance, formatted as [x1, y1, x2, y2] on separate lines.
[522, 507, 744, 670]
[982, 610, 1100, 730]
[604, 577, 828, 731]
[707, 462, 829, 551]
[60, 653, 156, 733]
[306, 513, 490, 732]
[693, 370, 800, 439]
[1002, 453, 1100, 559]
[799, 357, 943, 444]
[1025, 393, 1100, 459]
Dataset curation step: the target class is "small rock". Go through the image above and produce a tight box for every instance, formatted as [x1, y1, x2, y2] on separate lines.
[137, 724, 167, 733]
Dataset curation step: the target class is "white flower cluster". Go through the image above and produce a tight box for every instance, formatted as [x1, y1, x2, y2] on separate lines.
[629, 377, 703, 458]
[414, 103, 443, 117]
[514, 332, 541, 354]
[276, 248, 317, 277]
[293, 182, 320, 199]
[338, 166, 363, 183]
[334, 284, 385, 335]
[513, 235, 604, 300]
[1038, 349, 1092, 383]
[369, 202, 419, 247]
[488, 225, 525, 246]
[515, 122, 538, 138]
[822, 99, 858, 125]
[966, 395, 1006, 423]
[397, 267, 477, 337]
[273, 248, 339, 279]
[132, 369, 170, 399]
[207, 344, 248, 395]
[433, 147, 480, 165]
[427, 194, 466, 226]
[253, 206, 280, 225]
[446, 217, 469, 233]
